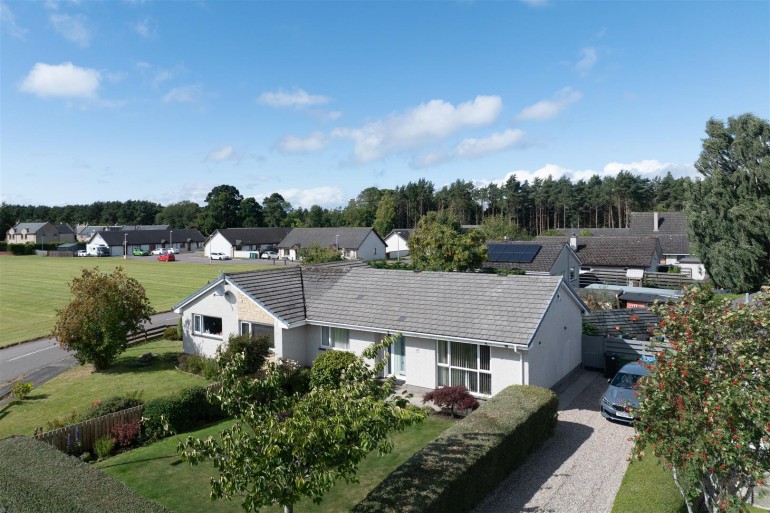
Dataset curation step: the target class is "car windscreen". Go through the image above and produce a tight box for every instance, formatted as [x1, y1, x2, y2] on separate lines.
[610, 372, 644, 389]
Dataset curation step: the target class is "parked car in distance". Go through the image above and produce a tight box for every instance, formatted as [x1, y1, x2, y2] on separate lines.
[157, 253, 175, 262]
[261, 251, 279, 259]
[150, 248, 167, 255]
[94, 246, 110, 257]
[167, 247, 180, 254]
[600, 359, 651, 423]
[210, 252, 231, 260]
[132, 248, 149, 256]
[77, 249, 89, 257]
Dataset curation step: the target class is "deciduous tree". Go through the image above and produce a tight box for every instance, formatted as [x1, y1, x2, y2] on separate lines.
[372, 191, 397, 237]
[199, 185, 243, 234]
[297, 242, 343, 264]
[633, 287, 770, 513]
[52, 268, 154, 370]
[409, 211, 487, 272]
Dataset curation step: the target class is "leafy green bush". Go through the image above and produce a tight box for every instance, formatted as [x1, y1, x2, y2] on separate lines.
[218, 333, 271, 377]
[275, 358, 311, 396]
[46, 411, 79, 431]
[176, 317, 183, 340]
[11, 381, 33, 400]
[162, 326, 180, 340]
[310, 350, 359, 390]
[178, 354, 218, 378]
[94, 435, 115, 459]
[0, 437, 171, 512]
[141, 385, 224, 441]
[82, 394, 143, 420]
[352, 385, 558, 513]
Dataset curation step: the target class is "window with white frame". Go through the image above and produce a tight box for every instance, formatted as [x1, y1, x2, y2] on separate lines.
[321, 326, 349, 349]
[193, 314, 222, 337]
[240, 321, 274, 348]
[436, 341, 492, 395]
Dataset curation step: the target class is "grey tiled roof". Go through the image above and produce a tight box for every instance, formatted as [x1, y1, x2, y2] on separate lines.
[305, 268, 564, 346]
[386, 229, 414, 241]
[9, 222, 48, 233]
[215, 227, 293, 246]
[485, 240, 573, 273]
[277, 227, 381, 250]
[95, 229, 205, 245]
[536, 236, 660, 268]
[555, 228, 631, 237]
[227, 267, 307, 324]
[656, 234, 691, 255]
[55, 224, 75, 234]
[630, 211, 689, 235]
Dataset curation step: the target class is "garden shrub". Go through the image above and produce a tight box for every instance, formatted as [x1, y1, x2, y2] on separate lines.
[422, 386, 479, 418]
[109, 421, 140, 448]
[0, 437, 171, 512]
[162, 326, 180, 340]
[176, 317, 183, 340]
[276, 358, 311, 396]
[352, 385, 558, 513]
[178, 354, 218, 378]
[218, 333, 271, 377]
[309, 350, 359, 390]
[11, 381, 33, 401]
[82, 395, 143, 420]
[46, 411, 79, 431]
[141, 385, 224, 441]
[94, 435, 115, 459]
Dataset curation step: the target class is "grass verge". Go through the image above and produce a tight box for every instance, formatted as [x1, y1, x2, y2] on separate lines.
[98, 415, 453, 513]
[0, 256, 271, 347]
[0, 340, 208, 438]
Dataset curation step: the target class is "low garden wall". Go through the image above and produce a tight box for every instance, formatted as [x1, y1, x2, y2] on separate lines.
[352, 385, 559, 513]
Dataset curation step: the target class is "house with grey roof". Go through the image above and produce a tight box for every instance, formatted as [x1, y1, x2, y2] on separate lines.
[6, 222, 75, 245]
[537, 234, 663, 274]
[86, 229, 205, 256]
[277, 227, 386, 261]
[204, 227, 293, 259]
[629, 211, 706, 279]
[485, 240, 582, 288]
[173, 262, 589, 395]
[384, 229, 413, 259]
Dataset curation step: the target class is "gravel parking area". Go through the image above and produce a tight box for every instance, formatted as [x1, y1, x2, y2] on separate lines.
[473, 369, 634, 513]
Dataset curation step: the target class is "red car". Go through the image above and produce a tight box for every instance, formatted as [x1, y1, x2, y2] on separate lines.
[157, 253, 175, 262]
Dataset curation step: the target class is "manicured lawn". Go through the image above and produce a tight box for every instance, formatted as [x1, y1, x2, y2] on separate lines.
[98, 415, 453, 513]
[0, 256, 271, 347]
[0, 340, 208, 438]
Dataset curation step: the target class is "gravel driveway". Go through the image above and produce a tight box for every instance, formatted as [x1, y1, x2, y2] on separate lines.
[473, 369, 634, 513]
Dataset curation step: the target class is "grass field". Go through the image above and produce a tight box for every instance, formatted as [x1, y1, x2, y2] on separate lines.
[98, 415, 452, 513]
[0, 255, 271, 347]
[0, 339, 209, 438]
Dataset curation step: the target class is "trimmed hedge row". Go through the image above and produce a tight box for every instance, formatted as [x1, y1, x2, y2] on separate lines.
[0, 437, 171, 513]
[141, 385, 225, 440]
[352, 385, 559, 513]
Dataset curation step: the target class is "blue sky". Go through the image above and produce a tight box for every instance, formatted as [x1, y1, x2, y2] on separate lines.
[1, 0, 768, 209]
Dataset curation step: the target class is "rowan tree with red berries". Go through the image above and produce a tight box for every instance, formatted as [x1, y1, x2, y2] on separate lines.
[633, 286, 770, 513]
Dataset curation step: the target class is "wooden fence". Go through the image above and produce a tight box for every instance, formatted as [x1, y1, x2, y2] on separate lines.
[579, 269, 698, 289]
[34, 405, 144, 452]
[582, 335, 669, 373]
[127, 324, 168, 344]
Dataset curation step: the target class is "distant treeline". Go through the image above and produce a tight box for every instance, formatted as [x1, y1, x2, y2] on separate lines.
[0, 170, 691, 237]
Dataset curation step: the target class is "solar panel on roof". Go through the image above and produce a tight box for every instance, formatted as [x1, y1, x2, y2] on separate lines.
[486, 243, 542, 263]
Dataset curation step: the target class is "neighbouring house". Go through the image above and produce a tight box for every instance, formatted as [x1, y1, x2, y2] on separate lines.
[629, 211, 706, 280]
[277, 227, 386, 261]
[537, 234, 663, 274]
[582, 284, 682, 309]
[86, 229, 205, 256]
[173, 261, 589, 395]
[553, 228, 631, 237]
[75, 224, 170, 242]
[384, 229, 413, 259]
[485, 240, 582, 289]
[204, 227, 293, 259]
[5, 222, 76, 245]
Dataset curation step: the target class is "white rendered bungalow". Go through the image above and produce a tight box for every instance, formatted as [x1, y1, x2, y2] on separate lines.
[384, 229, 413, 259]
[173, 262, 588, 396]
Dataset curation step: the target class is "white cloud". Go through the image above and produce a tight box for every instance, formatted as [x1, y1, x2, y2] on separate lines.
[132, 17, 157, 38]
[50, 13, 92, 47]
[277, 132, 328, 153]
[411, 150, 449, 169]
[333, 95, 502, 163]
[205, 145, 235, 162]
[1, 2, 28, 39]
[19, 62, 100, 98]
[576, 47, 598, 70]
[273, 186, 344, 209]
[456, 129, 526, 158]
[516, 87, 581, 121]
[163, 84, 201, 103]
[258, 88, 330, 108]
[602, 160, 696, 178]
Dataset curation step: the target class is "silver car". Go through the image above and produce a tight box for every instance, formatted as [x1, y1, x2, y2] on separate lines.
[600, 360, 650, 423]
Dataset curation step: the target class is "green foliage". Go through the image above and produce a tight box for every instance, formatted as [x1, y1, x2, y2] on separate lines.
[45, 411, 79, 431]
[373, 191, 397, 237]
[262, 192, 291, 227]
[686, 113, 770, 292]
[479, 214, 526, 241]
[218, 333, 272, 377]
[94, 435, 115, 459]
[352, 385, 558, 513]
[176, 317, 183, 341]
[579, 229, 594, 236]
[162, 326, 180, 340]
[275, 358, 312, 396]
[0, 437, 171, 513]
[142, 386, 224, 441]
[199, 184, 243, 234]
[82, 394, 144, 420]
[51, 267, 155, 370]
[154, 200, 200, 229]
[298, 242, 344, 264]
[310, 349, 360, 390]
[539, 228, 565, 236]
[178, 354, 218, 378]
[633, 287, 770, 513]
[369, 260, 414, 270]
[179, 334, 425, 512]
[11, 381, 33, 401]
[409, 211, 487, 272]
[582, 320, 600, 336]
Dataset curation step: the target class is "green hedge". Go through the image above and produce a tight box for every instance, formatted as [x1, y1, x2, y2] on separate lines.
[141, 385, 225, 440]
[0, 437, 171, 513]
[352, 385, 558, 513]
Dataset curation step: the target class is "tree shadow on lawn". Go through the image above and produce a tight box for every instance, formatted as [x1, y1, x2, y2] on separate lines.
[98, 453, 181, 469]
[99, 352, 181, 375]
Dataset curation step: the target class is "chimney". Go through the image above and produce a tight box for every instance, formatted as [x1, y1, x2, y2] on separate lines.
[653, 212, 659, 232]
[569, 234, 578, 250]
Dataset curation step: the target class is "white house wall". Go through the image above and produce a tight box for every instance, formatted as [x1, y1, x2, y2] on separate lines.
[205, 233, 234, 258]
[181, 282, 240, 358]
[524, 284, 583, 389]
[385, 234, 409, 258]
[490, 346, 524, 393]
[355, 231, 386, 261]
[553, 247, 581, 289]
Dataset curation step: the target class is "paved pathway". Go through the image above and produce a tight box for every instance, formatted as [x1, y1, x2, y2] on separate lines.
[473, 370, 634, 513]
